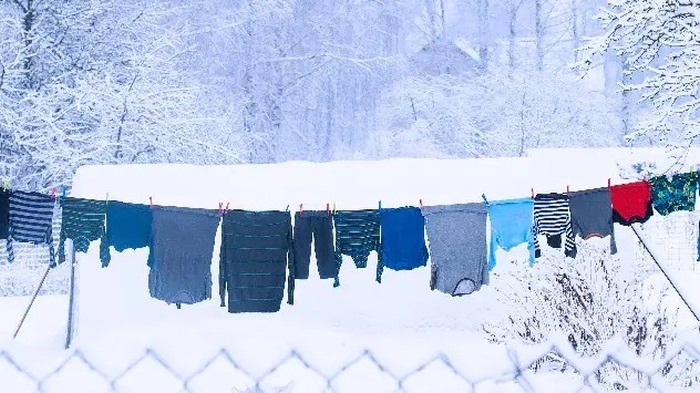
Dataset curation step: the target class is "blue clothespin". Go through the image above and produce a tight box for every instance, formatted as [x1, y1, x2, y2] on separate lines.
[285, 205, 289, 212]
[481, 194, 489, 206]
[60, 185, 67, 198]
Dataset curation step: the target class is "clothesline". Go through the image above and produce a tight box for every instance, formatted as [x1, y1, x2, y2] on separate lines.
[1, 169, 699, 315]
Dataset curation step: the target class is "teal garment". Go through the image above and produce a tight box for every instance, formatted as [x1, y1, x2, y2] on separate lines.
[58, 197, 106, 264]
[100, 201, 152, 267]
[332, 210, 382, 287]
[649, 172, 698, 215]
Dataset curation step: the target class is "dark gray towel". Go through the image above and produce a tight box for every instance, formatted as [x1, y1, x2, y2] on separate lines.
[219, 210, 294, 313]
[422, 203, 488, 296]
[147, 206, 220, 305]
[569, 187, 617, 254]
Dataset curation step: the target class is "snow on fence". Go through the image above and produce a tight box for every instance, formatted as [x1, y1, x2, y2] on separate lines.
[3, 337, 700, 392]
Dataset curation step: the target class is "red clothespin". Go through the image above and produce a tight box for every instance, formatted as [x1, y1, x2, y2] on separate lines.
[299, 204, 303, 214]
[49, 187, 56, 199]
[326, 203, 330, 216]
[149, 196, 153, 208]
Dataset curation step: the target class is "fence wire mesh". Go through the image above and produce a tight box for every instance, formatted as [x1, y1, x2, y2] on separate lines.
[3, 338, 700, 393]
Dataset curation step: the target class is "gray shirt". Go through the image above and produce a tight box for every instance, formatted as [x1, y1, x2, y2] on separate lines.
[422, 203, 488, 296]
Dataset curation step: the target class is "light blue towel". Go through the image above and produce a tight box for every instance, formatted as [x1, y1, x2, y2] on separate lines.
[487, 198, 535, 269]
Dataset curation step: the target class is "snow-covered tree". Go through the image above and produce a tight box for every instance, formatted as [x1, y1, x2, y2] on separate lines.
[579, 0, 700, 155]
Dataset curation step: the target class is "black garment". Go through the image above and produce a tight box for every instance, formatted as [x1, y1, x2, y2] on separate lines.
[293, 211, 335, 280]
[0, 190, 9, 239]
[219, 210, 295, 313]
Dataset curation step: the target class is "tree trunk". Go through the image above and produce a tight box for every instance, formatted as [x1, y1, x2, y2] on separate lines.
[478, 0, 489, 71]
[535, 0, 544, 72]
[508, 6, 517, 75]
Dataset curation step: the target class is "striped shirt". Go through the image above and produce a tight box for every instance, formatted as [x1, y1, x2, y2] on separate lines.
[7, 191, 56, 267]
[533, 193, 577, 259]
[332, 210, 382, 287]
[58, 197, 107, 265]
[219, 210, 295, 313]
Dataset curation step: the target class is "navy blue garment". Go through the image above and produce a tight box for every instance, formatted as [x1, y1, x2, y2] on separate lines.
[293, 211, 335, 280]
[147, 206, 220, 306]
[377, 207, 428, 282]
[0, 190, 9, 239]
[7, 191, 56, 267]
[219, 210, 295, 313]
[100, 201, 152, 267]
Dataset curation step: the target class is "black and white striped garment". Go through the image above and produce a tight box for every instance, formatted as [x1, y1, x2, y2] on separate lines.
[7, 191, 57, 267]
[532, 193, 577, 259]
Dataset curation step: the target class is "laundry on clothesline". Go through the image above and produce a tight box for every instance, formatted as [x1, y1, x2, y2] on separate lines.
[649, 172, 698, 216]
[423, 203, 488, 297]
[568, 187, 617, 254]
[487, 197, 535, 269]
[532, 193, 577, 259]
[332, 209, 382, 287]
[100, 201, 152, 267]
[147, 206, 220, 306]
[219, 210, 294, 313]
[293, 210, 336, 281]
[378, 206, 428, 281]
[0, 189, 9, 240]
[6, 191, 56, 267]
[57, 197, 106, 265]
[610, 181, 654, 226]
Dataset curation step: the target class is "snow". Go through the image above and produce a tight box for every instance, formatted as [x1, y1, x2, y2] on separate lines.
[3, 148, 700, 391]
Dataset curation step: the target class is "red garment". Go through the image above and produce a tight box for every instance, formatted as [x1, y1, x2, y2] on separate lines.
[609, 180, 653, 225]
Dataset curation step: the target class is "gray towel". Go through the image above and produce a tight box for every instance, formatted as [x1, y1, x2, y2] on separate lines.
[569, 188, 617, 254]
[422, 203, 488, 296]
[147, 206, 220, 305]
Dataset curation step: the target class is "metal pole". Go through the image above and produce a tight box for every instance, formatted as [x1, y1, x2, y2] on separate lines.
[13, 264, 51, 339]
[630, 223, 700, 322]
[65, 239, 76, 349]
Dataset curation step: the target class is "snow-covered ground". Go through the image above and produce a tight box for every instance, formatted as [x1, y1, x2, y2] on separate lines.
[2, 148, 700, 392]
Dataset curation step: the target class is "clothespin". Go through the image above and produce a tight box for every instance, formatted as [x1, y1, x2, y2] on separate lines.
[2, 179, 9, 192]
[218, 202, 224, 216]
[60, 185, 67, 199]
[481, 194, 489, 206]
[378, 200, 382, 210]
[49, 187, 56, 200]
[149, 196, 153, 208]
[326, 203, 330, 216]
[531, 188, 534, 199]
[224, 202, 229, 214]
[419, 199, 423, 209]
[566, 185, 570, 194]
[285, 204, 289, 212]
[332, 202, 336, 214]
[607, 178, 611, 187]
[299, 204, 303, 214]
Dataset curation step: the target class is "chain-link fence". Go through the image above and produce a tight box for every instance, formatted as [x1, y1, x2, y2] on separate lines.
[3, 339, 700, 392]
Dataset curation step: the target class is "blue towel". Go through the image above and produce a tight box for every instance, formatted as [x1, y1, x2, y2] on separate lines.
[487, 198, 535, 270]
[100, 201, 152, 267]
[378, 206, 428, 282]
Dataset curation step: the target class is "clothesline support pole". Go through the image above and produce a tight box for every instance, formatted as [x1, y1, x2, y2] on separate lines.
[65, 239, 77, 349]
[630, 224, 700, 324]
[12, 264, 51, 339]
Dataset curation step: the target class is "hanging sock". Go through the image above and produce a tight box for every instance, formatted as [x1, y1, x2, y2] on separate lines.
[377, 206, 428, 282]
[100, 201, 152, 267]
[58, 197, 107, 265]
[487, 198, 535, 269]
[332, 209, 382, 287]
[292, 211, 335, 280]
[0, 189, 9, 240]
[568, 187, 617, 254]
[609, 181, 654, 225]
[147, 206, 220, 306]
[649, 172, 698, 216]
[219, 210, 295, 313]
[533, 193, 577, 259]
[422, 203, 488, 296]
[7, 191, 56, 267]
